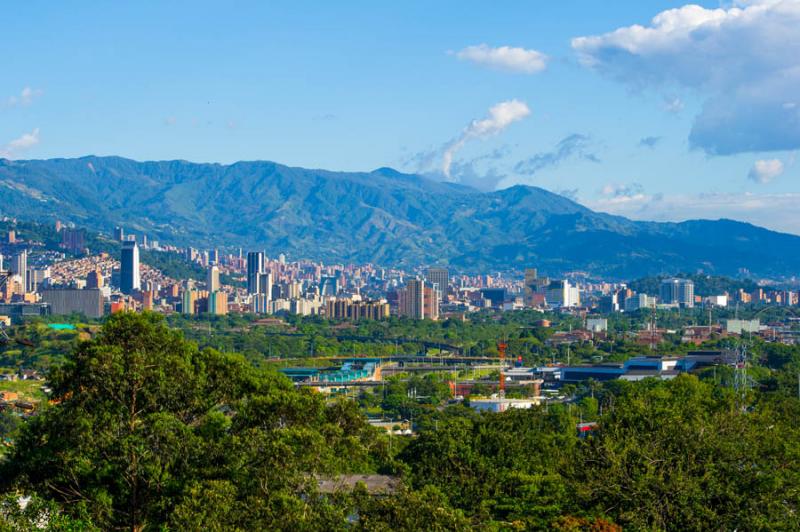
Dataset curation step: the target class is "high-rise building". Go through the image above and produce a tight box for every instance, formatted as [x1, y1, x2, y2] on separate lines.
[182, 290, 198, 315]
[208, 291, 228, 315]
[660, 278, 695, 308]
[545, 279, 580, 308]
[398, 279, 424, 319]
[259, 272, 273, 299]
[523, 268, 538, 306]
[320, 276, 339, 296]
[11, 251, 27, 294]
[625, 293, 656, 312]
[207, 266, 220, 292]
[246, 251, 264, 295]
[397, 279, 438, 319]
[86, 268, 104, 289]
[30, 267, 51, 293]
[7, 231, 16, 244]
[426, 268, 449, 303]
[120, 240, 141, 295]
[61, 228, 86, 254]
[113, 226, 125, 242]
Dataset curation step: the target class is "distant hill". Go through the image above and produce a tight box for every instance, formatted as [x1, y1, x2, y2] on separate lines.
[1, 156, 799, 278]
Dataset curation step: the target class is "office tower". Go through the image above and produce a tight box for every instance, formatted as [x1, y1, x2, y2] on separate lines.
[259, 272, 274, 299]
[426, 267, 449, 303]
[11, 251, 27, 294]
[210, 248, 219, 265]
[320, 276, 339, 296]
[30, 267, 51, 293]
[182, 290, 198, 315]
[61, 228, 86, 254]
[208, 291, 228, 315]
[86, 268, 104, 289]
[247, 251, 264, 295]
[114, 226, 125, 241]
[545, 279, 579, 308]
[120, 240, 141, 295]
[278, 253, 286, 265]
[398, 279, 425, 319]
[660, 278, 695, 308]
[207, 266, 220, 292]
[524, 268, 538, 306]
[7, 231, 16, 244]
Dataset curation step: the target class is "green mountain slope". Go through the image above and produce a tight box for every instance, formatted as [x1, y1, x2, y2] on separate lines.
[1, 156, 798, 278]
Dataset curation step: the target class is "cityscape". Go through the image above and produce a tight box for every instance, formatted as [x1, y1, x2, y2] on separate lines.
[2, 1, 800, 530]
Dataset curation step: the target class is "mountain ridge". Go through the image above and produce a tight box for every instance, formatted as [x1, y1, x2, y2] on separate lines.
[1, 155, 798, 279]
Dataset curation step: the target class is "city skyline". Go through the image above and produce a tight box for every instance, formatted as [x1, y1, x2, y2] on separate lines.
[2, 1, 800, 234]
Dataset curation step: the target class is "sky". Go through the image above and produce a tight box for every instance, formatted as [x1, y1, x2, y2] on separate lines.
[2, 1, 799, 234]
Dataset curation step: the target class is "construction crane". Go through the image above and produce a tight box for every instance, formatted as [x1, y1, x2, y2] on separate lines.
[497, 341, 508, 397]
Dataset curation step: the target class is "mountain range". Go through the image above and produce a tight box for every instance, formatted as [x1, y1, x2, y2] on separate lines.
[1, 155, 799, 279]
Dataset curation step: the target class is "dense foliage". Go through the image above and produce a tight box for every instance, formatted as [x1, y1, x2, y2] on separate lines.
[2, 313, 800, 530]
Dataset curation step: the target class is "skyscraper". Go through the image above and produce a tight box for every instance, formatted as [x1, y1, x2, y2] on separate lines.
[120, 240, 141, 295]
[246, 251, 264, 295]
[259, 272, 273, 300]
[113, 226, 125, 241]
[660, 278, 695, 308]
[207, 265, 220, 292]
[523, 268, 538, 306]
[426, 267, 449, 303]
[398, 279, 425, 319]
[11, 251, 27, 294]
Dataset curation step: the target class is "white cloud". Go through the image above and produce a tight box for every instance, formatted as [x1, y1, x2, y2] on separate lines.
[0, 128, 41, 159]
[455, 44, 548, 74]
[6, 87, 43, 107]
[588, 190, 800, 235]
[442, 99, 530, 178]
[748, 158, 784, 183]
[572, 1, 800, 155]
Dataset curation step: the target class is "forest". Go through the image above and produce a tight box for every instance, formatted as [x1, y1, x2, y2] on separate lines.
[2, 312, 800, 530]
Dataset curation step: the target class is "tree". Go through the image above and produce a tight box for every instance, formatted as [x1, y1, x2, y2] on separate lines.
[0, 312, 388, 531]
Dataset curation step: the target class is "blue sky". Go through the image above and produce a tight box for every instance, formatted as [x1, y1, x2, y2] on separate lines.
[2, 1, 799, 233]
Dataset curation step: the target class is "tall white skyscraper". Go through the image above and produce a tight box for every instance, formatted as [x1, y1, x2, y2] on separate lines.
[121, 240, 141, 294]
[207, 265, 220, 292]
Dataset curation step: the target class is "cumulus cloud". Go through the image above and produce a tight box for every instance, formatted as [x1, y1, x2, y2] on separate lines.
[454, 44, 548, 74]
[589, 190, 800, 235]
[0, 128, 41, 159]
[572, 1, 800, 155]
[442, 99, 530, 178]
[5, 87, 43, 108]
[514, 133, 599, 175]
[639, 136, 662, 148]
[748, 158, 784, 183]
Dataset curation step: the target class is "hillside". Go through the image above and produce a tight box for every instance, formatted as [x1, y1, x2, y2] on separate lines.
[1, 156, 799, 278]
